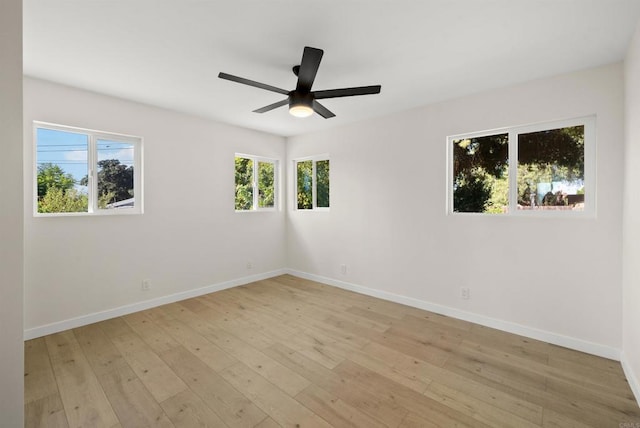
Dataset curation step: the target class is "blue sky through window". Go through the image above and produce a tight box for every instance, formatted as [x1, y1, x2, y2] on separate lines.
[37, 129, 135, 193]
[36, 128, 88, 190]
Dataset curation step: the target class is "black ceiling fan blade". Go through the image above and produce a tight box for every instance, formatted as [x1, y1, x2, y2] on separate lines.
[253, 99, 289, 113]
[313, 85, 381, 99]
[218, 72, 289, 95]
[296, 47, 323, 93]
[313, 101, 336, 119]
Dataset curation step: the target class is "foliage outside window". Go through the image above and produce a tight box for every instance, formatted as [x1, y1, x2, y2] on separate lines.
[449, 117, 594, 215]
[34, 122, 142, 216]
[235, 154, 278, 211]
[295, 156, 330, 210]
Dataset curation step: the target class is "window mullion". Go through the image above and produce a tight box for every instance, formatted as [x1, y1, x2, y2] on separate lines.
[89, 135, 98, 213]
[312, 160, 317, 209]
[253, 158, 259, 210]
[508, 131, 518, 214]
[271, 161, 277, 210]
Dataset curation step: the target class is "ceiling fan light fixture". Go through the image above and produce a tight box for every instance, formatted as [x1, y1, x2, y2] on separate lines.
[289, 104, 314, 118]
[289, 92, 314, 118]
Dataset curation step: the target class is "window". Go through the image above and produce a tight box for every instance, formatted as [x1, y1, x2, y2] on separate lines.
[449, 117, 594, 215]
[235, 154, 278, 211]
[34, 122, 142, 216]
[294, 156, 330, 210]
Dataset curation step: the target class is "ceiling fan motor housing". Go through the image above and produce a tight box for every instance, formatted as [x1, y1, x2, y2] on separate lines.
[288, 91, 314, 117]
[289, 91, 313, 109]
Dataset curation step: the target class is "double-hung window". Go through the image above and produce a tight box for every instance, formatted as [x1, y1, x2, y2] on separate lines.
[294, 156, 330, 210]
[448, 116, 595, 215]
[235, 154, 278, 211]
[34, 122, 143, 216]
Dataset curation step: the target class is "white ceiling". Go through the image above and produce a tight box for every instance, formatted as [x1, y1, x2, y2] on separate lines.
[23, 0, 640, 137]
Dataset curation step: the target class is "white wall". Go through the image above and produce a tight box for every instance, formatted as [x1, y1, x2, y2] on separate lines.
[622, 22, 640, 402]
[23, 78, 286, 334]
[0, 0, 24, 424]
[287, 63, 625, 356]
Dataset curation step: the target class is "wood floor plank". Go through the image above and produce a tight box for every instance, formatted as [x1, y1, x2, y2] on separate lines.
[547, 354, 632, 394]
[445, 343, 548, 392]
[394, 314, 470, 344]
[361, 340, 544, 424]
[216, 303, 299, 345]
[73, 323, 129, 377]
[25, 394, 69, 428]
[194, 325, 311, 397]
[397, 412, 439, 428]
[425, 381, 541, 428]
[546, 342, 626, 374]
[541, 408, 596, 428]
[153, 315, 239, 372]
[368, 328, 451, 367]
[544, 376, 640, 425]
[468, 324, 551, 364]
[24, 338, 59, 404]
[99, 317, 136, 339]
[264, 342, 409, 427]
[45, 331, 119, 428]
[345, 347, 431, 393]
[97, 363, 174, 427]
[220, 361, 333, 428]
[333, 358, 491, 428]
[344, 305, 402, 327]
[185, 300, 279, 350]
[155, 302, 312, 396]
[160, 345, 267, 428]
[253, 417, 281, 428]
[295, 384, 388, 428]
[177, 297, 211, 313]
[459, 339, 629, 396]
[25, 275, 640, 427]
[160, 389, 229, 428]
[287, 329, 348, 370]
[122, 311, 182, 354]
[360, 340, 438, 385]
[108, 331, 188, 403]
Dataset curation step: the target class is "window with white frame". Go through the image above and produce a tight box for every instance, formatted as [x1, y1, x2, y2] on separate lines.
[235, 154, 278, 211]
[294, 156, 330, 210]
[449, 116, 595, 215]
[34, 122, 142, 216]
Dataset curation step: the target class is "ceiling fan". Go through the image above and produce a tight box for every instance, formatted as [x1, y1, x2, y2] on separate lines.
[218, 46, 381, 119]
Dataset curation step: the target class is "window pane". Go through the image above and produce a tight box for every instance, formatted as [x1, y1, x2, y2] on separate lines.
[452, 133, 508, 213]
[97, 140, 135, 209]
[235, 157, 254, 210]
[517, 125, 584, 211]
[316, 160, 330, 208]
[36, 128, 88, 213]
[297, 160, 313, 209]
[258, 161, 275, 208]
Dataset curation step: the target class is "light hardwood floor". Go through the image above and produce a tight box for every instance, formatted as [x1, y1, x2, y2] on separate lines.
[24, 275, 640, 427]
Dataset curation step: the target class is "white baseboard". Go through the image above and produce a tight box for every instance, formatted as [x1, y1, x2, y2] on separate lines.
[23, 269, 286, 340]
[621, 352, 640, 405]
[285, 269, 621, 361]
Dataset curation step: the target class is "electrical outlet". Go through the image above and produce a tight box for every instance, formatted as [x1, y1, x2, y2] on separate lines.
[340, 264, 347, 275]
[460, 287, 470, 300]
[142, 279, 151, 291]
[246, 261, 253, 270]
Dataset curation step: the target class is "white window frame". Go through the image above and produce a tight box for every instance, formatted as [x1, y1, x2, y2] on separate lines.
[293, 154, 330, 211]
[447, 116, 596, 217]
[234, 153, 279, 212]
[33, 121, 143, 217]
